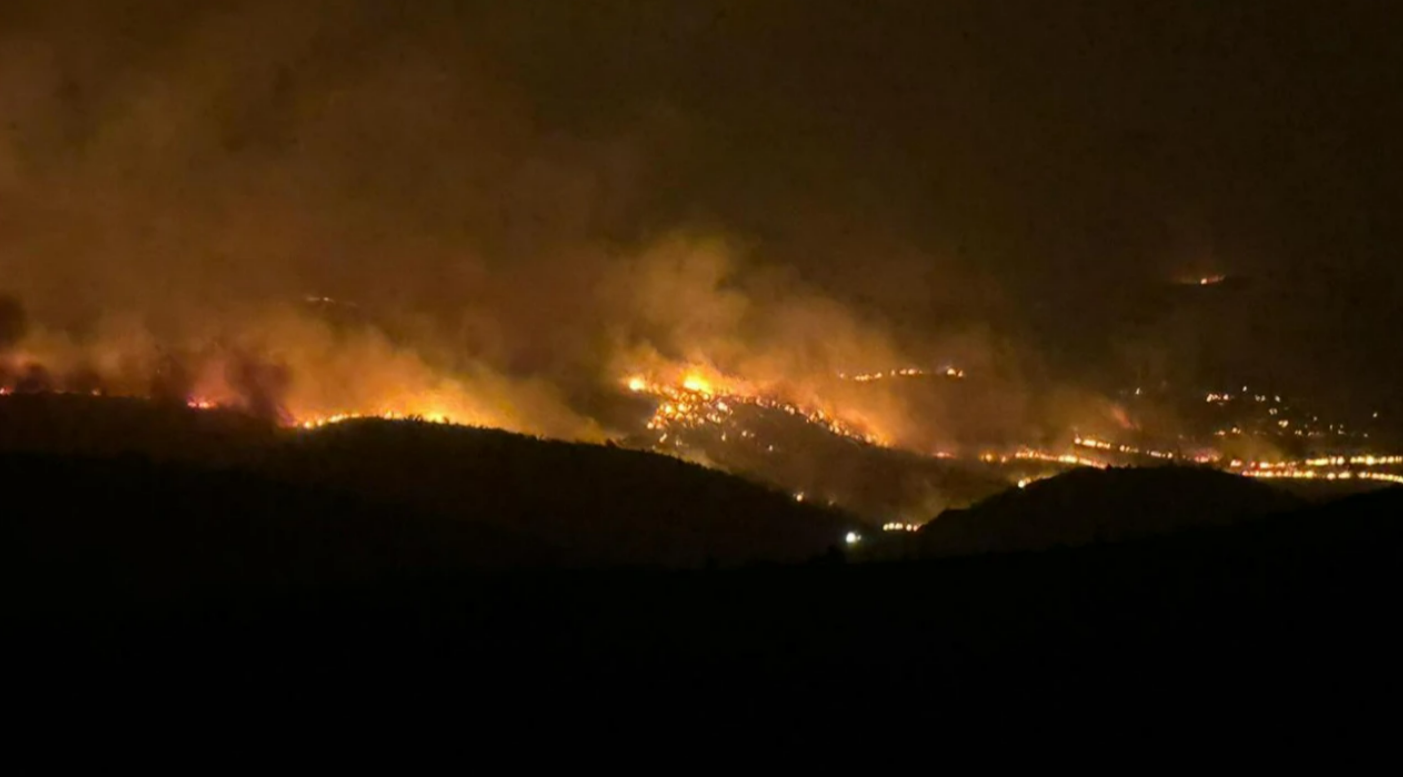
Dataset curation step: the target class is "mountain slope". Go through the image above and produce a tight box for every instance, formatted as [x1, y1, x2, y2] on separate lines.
[0, 451, 561, 610]
[916, 465, 1305, 556]
[269, 419, 861, 567]
[0, 395, 861, 574]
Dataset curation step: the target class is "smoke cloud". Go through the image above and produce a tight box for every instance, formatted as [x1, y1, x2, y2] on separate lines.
[6, 1, 1393, 456]
[0, 0, 1028, 450]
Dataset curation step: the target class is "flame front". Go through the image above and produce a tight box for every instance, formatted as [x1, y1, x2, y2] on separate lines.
[624, 366, 885, 447]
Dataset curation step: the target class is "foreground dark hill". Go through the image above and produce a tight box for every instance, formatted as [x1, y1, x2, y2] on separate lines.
[0, 394, 859, 569]
[267, 419, 861, 567]
[916, 465, 1305, 556]
[13, 487, 1403, 725]
[0, 393, 277, 464]
[0, 452, 559, 609]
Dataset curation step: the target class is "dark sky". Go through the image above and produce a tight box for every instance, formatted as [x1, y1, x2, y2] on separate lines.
[2, 0, 1400, 417]
[491, 0, 1403, 397]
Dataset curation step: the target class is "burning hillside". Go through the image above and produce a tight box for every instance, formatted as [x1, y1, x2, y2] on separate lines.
[5, 315, 1402, 526]
[611, 366, 1043, 520]
[624, 369, 881, 448]
[0, 294, 599, 439]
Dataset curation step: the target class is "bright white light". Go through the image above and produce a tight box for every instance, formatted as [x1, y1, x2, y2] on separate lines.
[845, 532, 860, 545]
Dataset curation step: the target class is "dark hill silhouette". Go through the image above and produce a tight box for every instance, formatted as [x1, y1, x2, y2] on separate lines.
[267, 419, 861, 567]
[916, 465, 1305, 556]
[13, 485, 1402, 724]
[0, 452, 561, 611]
[0, 393, 278, 464]
[0, 394, 860, 570]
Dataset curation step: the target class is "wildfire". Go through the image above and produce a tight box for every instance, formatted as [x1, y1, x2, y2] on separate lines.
[0, 382, 473, 433]
[623, 369, 884, 447]
[1243, 469, 1403, 486]
[681, 374, 714, 394]
[1072, 435, 1217, 463]
[7, 336, 1401, 509]
[177, 393, 463, 430]
[838, 365, 965, 382]
[1006, 449, 1108, 469]
[1227, 455, 1403, 470]
[882, 522, 921, 532]
[1177, 274, 1227, 286]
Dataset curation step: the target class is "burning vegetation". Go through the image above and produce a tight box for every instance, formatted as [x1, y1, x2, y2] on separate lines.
[5, 277, 1402, 527]
[625, 369, 882, 448]
[1, 3, 1399, 526]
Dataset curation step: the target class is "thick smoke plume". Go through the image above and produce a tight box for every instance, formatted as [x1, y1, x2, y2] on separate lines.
[0, 1, 1120, 453]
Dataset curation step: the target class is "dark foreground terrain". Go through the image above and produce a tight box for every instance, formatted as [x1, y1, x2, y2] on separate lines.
[9, 482, 1402, 731]
[916, 465, 1309, 555]
[0, 394, 863, 568]
[3, 397, 1401, 733]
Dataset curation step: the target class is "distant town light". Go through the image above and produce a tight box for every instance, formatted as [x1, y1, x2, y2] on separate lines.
[845, 532, 860, 545]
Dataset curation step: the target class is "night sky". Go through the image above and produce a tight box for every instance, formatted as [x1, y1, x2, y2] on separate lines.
[2, 1, 1399, 422]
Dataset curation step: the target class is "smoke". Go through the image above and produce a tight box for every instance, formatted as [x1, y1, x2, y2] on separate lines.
[0, 0, 1088, 455]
